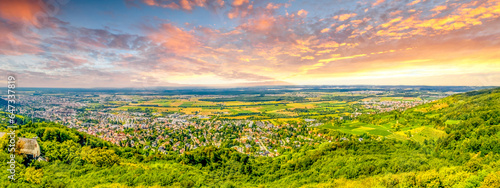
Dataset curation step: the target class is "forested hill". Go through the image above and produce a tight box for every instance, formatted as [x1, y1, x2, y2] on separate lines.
[355, 87, 500, 143]
[0, 98, 7, 108]
[1, 88, 500, 187]
[360, 87, 500, 126]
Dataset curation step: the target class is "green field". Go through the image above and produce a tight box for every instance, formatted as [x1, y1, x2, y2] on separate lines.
[445, 119, 461, 125]
[320, 121, 392, 137]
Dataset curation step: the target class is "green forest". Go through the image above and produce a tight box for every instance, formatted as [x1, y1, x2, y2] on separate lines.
[1, 88, 500, 187]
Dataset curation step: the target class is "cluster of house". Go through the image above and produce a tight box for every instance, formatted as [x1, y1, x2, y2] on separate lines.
[361, 100, 426, 113]
[13, 94, 356, 158]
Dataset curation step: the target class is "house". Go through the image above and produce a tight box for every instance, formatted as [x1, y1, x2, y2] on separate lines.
[18, 138, 41, 158]
[37, 156, 47, 162]
[158, 147, 167, 154]
[304, 119, 315, 122]
[0, 132, 42, 159]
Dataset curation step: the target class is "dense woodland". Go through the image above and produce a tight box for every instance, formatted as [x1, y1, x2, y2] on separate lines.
[1, 88, 500, 187]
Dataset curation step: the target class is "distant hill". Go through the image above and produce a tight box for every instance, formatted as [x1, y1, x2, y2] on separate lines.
[0, 87, 499, 187]
[0, 98, 7, 108]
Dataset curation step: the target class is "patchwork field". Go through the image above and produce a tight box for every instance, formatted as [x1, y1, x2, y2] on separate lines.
[112, 96, 355, 120]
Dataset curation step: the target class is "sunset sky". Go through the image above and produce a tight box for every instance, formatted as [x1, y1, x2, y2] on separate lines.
[0, 0, 499, 88]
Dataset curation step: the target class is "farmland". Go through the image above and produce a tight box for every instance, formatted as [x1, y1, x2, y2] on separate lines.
[111, 91, 433, 121]
[54, 87, 463, 144]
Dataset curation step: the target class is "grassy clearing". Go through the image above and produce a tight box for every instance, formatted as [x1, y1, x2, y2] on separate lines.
[388, 126, 447, 143]
[410, 126, 447, 143]
[445, 120, 461, 125]
[318, 121, 393, 137]
[425, 113, 440, 118]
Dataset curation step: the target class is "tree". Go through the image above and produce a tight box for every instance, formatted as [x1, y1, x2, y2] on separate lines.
[41, 140, 80, 163]
[480, 171, 500, 188]
[80, 146, 120, 167]
[24, 167, 43, 184]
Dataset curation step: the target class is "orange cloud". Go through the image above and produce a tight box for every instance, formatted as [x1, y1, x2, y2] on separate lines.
[180, 0, 192, 10]
[266, 3, 281, 10]
[143, 0, 180, 9]
[336, 24, 348, 32]
[432, 5, 447, 12]
[372, 0, 385, 7]
[316, 49, 333, 55]
[380, 17, 402, 28]
[390, 10, 403, 17]
[375, 0, 500, 39]
[350, 20, 363, 25]
[298, 9, 308, 17]
[232, 0, 249, 6]
[301, 56, 314, 60]
[407, 0, 421, 6]
[333, 13, 357, 21]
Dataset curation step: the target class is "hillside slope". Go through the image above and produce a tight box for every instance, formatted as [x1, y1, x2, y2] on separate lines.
[328, 87, 500, 144]
[0, 88, 499, 187]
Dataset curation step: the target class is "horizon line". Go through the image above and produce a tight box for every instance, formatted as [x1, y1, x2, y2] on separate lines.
[4, 85, 498, 90]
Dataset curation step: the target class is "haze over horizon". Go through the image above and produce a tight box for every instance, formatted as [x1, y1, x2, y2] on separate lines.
[1, 0, 500, 88]
[4, 84, 499, 90]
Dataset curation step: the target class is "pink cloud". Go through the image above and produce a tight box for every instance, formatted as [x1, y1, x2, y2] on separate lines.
[148, 23, 200, 55]
[0, 0, 43, 26]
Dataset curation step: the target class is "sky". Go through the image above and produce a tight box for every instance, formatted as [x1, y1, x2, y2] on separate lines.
[0, 0, 499, 88]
